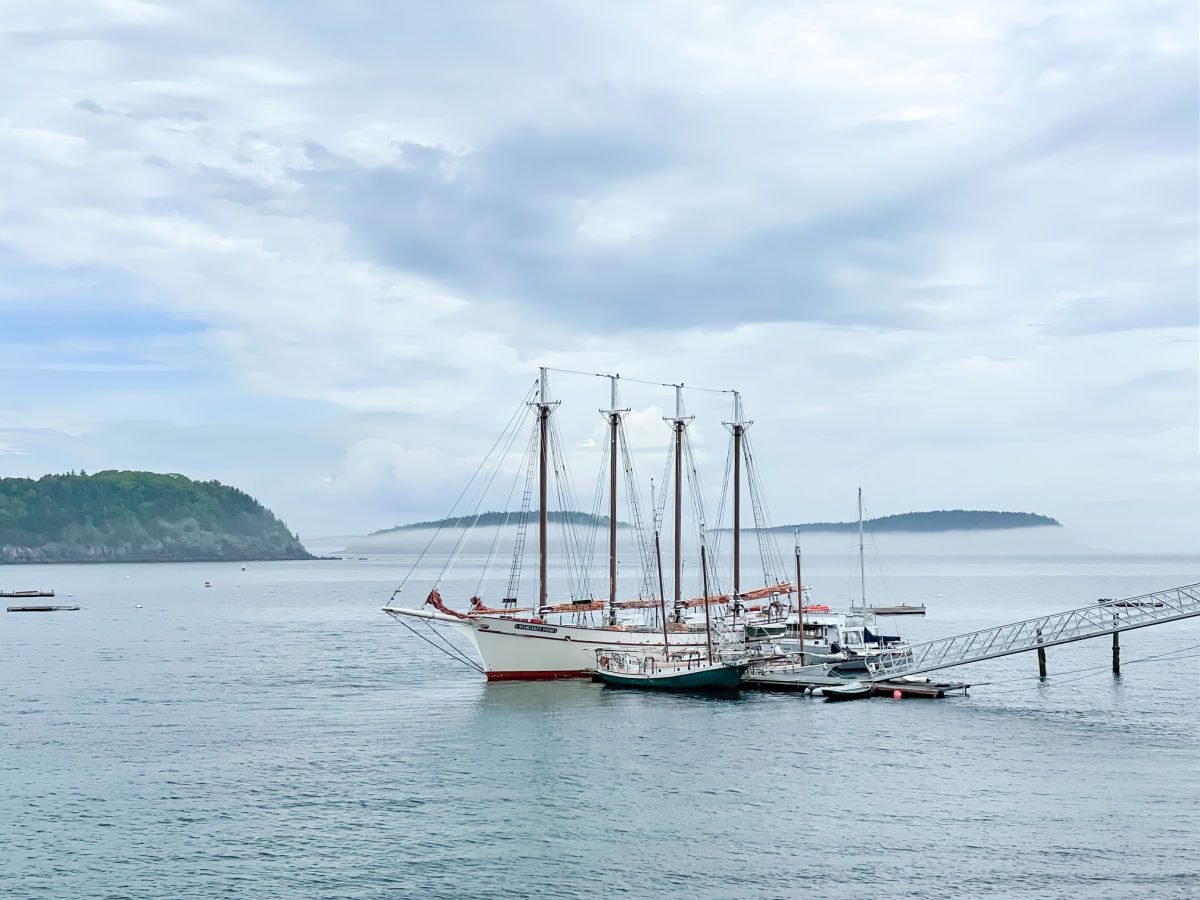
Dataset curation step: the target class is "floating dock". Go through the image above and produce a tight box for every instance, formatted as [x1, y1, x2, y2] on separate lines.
[6, 605, 80, 613]
[0, 589, 55, 598]
[850, 603, 926, 616]
[867, 582, 1200, 680]
[742, 662, 968, 697]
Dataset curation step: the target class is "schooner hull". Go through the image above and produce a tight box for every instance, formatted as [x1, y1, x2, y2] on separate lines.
[384, 606, 712, 681]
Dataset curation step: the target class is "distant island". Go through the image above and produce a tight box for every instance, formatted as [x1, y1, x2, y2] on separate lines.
[375, 509, 1059, 534]
[372, 510, 627, 534]
[768, 510, 1061, 533]
[0, 471, 314, 563]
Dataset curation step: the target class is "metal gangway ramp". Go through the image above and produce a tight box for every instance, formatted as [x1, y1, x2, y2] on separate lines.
[865, 582, 1200, 681]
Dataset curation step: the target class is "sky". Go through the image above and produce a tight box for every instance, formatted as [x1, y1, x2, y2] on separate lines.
[0, 0, 1197, 552]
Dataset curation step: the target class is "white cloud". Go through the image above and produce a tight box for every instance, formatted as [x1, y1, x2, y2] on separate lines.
[0, 0, 1194, 549]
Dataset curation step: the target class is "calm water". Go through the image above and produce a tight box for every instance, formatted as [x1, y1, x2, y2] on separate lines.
[2, 553, 1198, 899]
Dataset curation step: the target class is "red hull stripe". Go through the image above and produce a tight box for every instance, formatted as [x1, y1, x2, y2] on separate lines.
[485, 669, 587, 682]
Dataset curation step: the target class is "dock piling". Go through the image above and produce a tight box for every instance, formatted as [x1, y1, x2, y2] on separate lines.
[1036, 629, 1047, 679]
[1112, 614, 1120, 676]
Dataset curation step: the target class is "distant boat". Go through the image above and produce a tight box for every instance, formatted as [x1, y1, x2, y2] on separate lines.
[865, 603, 927, 616]
[0, 589, 55, 598]
[1098, 597, 1164, 609]
[203, 581, 212, 588]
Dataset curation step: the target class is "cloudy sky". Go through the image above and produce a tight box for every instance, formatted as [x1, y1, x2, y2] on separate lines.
[1, 0, 1196, 551]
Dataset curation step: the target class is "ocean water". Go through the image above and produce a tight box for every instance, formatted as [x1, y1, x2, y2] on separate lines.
[2, 553, 1198, 899]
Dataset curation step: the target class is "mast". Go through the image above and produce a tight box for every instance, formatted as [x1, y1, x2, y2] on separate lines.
[601, 375, 627, 627]
[666, 384, 693, 623]
[675, 413, 683, 619]
[733, 401, 741, 601]
[858, 486, 866, 607]
[653, 478, 669, 651]
[795, 530, 805, 665]
[724, 393, 751, 602]
[534, 368, 559, 613]
[701, 540, 713, 663]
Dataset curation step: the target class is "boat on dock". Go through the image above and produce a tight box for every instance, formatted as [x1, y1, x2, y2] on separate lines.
[742, 660, 851, 691]
[872, 676, 969, 698]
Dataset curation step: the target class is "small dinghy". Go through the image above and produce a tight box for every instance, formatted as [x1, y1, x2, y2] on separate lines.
[819, 681, 874, 702]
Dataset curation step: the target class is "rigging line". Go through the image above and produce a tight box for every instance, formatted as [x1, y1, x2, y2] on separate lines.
[682, 429, 725, 597]
[618, 423, 658, 600]
[505, 422, 539, 602]
[710, 437, 734, 566]
[862, 498, 894, 606]
[395, 380, 538, 594]
[969, 643, 1200, 696]
[475, 424, 536, 598]
[437, 396, 534, 587]
[554, 421, 591, 601]
[974, 641, 1200, 689]
[541, 366, 737, 396]
[418, 619, 486, 673]
[654, 438, 673, 531]
[549, 420, 589, 601]
[742, 431, 786, 585]
[582, 429, 609, 588]
[387, 616, 484, 674]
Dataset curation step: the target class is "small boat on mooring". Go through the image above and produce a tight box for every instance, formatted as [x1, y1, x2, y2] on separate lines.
[818, 681, 874, 702]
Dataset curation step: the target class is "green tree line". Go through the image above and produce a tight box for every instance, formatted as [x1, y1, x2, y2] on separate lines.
[0, 471, 313, 563]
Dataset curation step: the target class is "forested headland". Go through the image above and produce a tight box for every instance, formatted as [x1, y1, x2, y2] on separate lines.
[0, 471, 313, 563]
[767, 510, 1061, 533]
[376, 509, 1060, 534]
[371, 510, 626, 534]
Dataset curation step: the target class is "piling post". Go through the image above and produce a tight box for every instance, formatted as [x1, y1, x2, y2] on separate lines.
[1036, 628, 1047, 680]
[1112, 614, 1120, 676]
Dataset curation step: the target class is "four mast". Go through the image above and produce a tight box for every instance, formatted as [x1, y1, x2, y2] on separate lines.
[533, 370, 762, 634]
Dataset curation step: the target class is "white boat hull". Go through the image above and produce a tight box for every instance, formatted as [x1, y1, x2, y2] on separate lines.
[384, 607, 715, 681]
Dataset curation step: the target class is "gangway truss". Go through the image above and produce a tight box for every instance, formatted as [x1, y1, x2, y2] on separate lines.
[865, 582, 1200, 680]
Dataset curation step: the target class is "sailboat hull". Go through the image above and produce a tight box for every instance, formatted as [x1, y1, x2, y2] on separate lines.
[384, 607, 713, 681]
[596, 663, 747, 691]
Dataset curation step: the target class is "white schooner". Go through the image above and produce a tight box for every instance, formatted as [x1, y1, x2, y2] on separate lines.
[382, 368, 793, 680]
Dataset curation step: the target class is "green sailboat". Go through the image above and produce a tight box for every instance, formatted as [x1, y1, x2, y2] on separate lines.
[594, 386, 747, 693]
